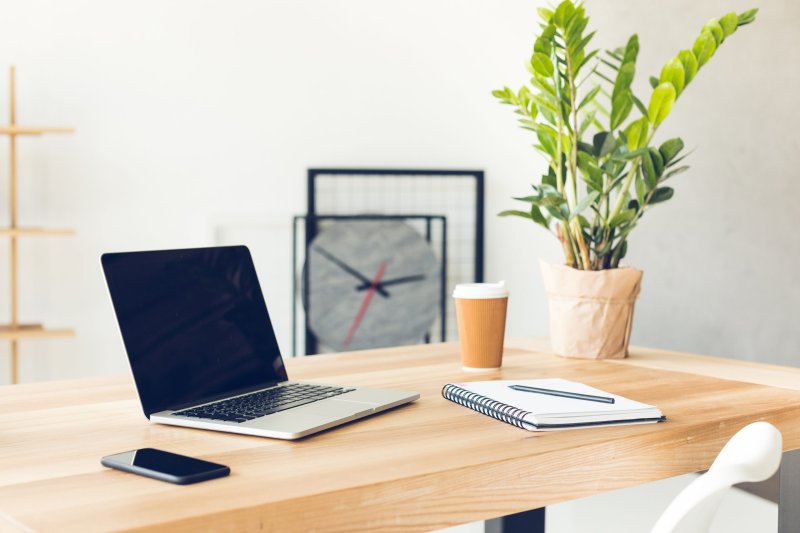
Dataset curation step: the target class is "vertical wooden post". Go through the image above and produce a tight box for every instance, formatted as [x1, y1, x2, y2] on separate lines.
[9, 66, 19, 384]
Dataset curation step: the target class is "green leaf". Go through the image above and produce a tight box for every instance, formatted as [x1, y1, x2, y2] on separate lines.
[492, 86, 516, 104]
[631, 94, 649, 117]
[607, 48, 624, 60]
[609, 208, 637, 227]
[553, 0, 575, 29]
[534, 36, 551, 56]
[665, 151, 692, 168]
[648, 147, 665, 177]
[537, 7, 554, 23]
[610, 89, 633, 130]
[512, 192, 566, 207]
[677, 50, 698, 85]
[592, 131, 616, 158]
[577, 152, 603, 191]
[640, 151, 656, 190]
[578, 109, 597, 136]
[571, 31, 596, 59]
[543, 169, 557, 189]
[662, 165, 690, 180]
[612, 62, 635, 100]
[648, 187, 674, 204]
[603, 158, 625, 179]
[529, 76, 557, 98]
[738, 8, 758, 26]
[570, 191, 600, 219]
[692, 31, 717, 67]
[578, 85, 601, 111]
[649, 76, 659, 89]
[566, 20, 590, 52]
[659, 57, 685, 96]
[648, 82, 677, 126]
[618, 240, 628, 260]
[614, 147, 650, 161]
[537, 130, 558, 159]
[546, 204, 569, 221]
[719, 12, 738, 37]
[624, 117, 649, 151]
[635, 173, 646, 206]
[623, 34, 639, 63]
[538, 193, 567, 208]
[512, 195, 539, 203]
[578, 49, 600, 71]
[499, 209, 532, 219]
[659, 137, 684, 163]
[531, 53, 555, 77]
[702, 19, 725, 45]
[530, 205, 549, 228]
[538, 106, 556, 125]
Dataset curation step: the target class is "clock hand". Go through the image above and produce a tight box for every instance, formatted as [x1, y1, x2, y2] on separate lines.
[342, 261, 388, 349]
[355, 274, 426, 291]
[313, 245, 390, 298]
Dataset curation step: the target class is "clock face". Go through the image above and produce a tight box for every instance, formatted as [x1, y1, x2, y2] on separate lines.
[302, 220, 441, 351]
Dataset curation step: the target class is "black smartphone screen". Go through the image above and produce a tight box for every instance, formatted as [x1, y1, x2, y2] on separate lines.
[102, 448, 230, 484]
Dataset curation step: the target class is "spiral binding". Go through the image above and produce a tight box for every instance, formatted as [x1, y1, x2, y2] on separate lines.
[442, 384, 532, 429]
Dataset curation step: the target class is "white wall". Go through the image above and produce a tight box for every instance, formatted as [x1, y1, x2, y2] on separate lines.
[0, 0, 796, 385]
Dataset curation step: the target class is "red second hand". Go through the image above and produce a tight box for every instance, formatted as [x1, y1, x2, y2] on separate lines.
[342, 261, 387, 349]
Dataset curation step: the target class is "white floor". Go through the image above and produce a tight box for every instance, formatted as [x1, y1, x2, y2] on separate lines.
[437, 474, 777, 533]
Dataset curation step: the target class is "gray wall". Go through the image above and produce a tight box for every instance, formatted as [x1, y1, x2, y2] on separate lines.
[0, 0, 796, 383]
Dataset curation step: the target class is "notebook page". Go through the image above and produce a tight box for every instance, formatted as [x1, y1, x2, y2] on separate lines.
[455, 379, 657, 417]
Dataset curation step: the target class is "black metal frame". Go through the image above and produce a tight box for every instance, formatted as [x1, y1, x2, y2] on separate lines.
[292, 214, 447, 356]
[305, 168, 484, 355]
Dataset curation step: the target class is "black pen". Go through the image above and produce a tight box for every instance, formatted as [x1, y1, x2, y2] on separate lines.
[509, 384, 615, 404]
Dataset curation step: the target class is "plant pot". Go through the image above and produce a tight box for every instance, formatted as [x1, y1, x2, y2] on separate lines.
[539, 259, 643, 359]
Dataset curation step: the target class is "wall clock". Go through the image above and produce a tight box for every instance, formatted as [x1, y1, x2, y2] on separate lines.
[301, 219, 443, 352]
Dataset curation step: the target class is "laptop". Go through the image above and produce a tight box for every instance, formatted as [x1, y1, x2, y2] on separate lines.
[101, 245, 419, 440]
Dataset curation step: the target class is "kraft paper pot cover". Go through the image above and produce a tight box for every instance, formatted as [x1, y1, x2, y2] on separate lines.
[540, 260, 642, 359]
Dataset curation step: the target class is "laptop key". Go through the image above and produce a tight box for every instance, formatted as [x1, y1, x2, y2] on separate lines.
[175, 383, 352, 422]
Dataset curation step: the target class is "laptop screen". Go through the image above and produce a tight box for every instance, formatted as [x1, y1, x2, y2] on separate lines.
[102, 246, 288, 416]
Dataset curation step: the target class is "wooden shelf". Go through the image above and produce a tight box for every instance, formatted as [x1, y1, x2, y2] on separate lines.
[0, 324, 75, 341]
[0, 126, 74, 135]
[0, 227, 74, 237]
[2, 67, 75, 383]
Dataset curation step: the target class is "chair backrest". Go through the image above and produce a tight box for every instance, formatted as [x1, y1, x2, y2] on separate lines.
[650, 421, 783, 533]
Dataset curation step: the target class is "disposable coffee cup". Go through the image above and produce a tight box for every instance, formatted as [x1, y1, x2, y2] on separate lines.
[453, 281, 509, 371]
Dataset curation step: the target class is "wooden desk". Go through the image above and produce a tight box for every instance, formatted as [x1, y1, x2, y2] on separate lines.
[2, 338, 800, 532]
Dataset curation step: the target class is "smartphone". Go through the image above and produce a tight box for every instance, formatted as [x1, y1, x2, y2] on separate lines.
[101, 448, 230, 485]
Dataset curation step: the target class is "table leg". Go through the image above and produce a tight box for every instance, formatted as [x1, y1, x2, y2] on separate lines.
[485, 508, 544, 533]
[779, 449, 800, 533]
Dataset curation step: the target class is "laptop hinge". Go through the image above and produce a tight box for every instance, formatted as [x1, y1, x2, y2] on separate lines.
[157, 380, 284, 415]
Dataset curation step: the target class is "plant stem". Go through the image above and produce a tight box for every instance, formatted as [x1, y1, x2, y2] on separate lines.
[565, 55, 579, 210]
[552, 59, 565, 198]
[557, 222, 576, 267]
[571, 218, 591, 269]
[564, 39, 591, 270]
[607, 129, 656, 224]
[610, 237, 625, 268]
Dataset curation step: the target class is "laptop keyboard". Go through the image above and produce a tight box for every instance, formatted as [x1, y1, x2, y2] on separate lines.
[173, 383, 355, 423]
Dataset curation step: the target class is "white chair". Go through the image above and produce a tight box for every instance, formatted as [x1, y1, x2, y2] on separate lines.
[651, 421, 783, 533]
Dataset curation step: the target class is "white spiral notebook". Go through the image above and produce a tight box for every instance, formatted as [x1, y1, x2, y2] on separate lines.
[442, 378, 665, 431]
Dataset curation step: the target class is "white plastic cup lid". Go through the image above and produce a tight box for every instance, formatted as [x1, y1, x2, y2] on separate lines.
[452, 281, 508, 299]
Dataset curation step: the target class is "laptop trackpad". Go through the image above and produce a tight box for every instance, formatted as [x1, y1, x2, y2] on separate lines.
[309, 400, 373, 418]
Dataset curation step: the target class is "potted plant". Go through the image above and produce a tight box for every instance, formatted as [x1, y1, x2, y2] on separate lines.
[494, 2, 758, 359]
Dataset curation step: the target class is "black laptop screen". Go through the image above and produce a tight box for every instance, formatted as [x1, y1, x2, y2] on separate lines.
[102, 246, 288, 416]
